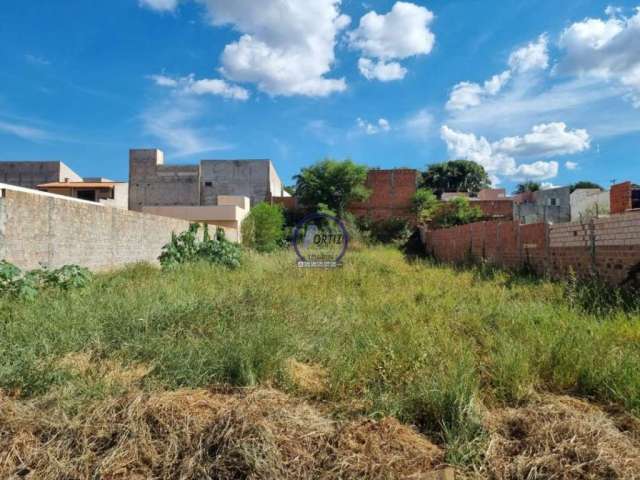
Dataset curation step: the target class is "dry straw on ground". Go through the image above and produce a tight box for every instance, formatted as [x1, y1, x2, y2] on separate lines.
[485, 394, 640, 479]
[0, 388, 445, 480]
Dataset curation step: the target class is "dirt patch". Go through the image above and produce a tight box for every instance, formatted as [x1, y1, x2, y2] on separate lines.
[484, 394, 640, 479]
[0, 388, 444, 480]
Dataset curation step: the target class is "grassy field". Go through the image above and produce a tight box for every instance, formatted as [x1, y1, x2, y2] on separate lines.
[1, 247, 639, 477]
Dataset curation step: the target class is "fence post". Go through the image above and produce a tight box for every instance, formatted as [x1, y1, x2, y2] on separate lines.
[544, 222, 551, 276]
[589, 218, 597, 274]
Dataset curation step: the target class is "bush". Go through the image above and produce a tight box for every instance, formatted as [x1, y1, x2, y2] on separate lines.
[412, 188, 439, 223]
[431, 197, 482, 228]
[159, 223, 242, 269]
[368, 217, 412, 244]
[0, 260, 92, 300]
[242, 203, 285, 253]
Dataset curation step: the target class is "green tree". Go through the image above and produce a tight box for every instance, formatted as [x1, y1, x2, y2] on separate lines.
[242, 203, 285, 253]
[570, 181, 603, 193]
[431, 197, 483, 228]
[412, 188, 440, 223]
[421, 160, 490, 197]
[294, 158, 370, 216]
[514, 181, 541, 194]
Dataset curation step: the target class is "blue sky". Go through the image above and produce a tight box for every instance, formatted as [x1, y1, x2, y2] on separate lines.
[0, 0, 639, 191]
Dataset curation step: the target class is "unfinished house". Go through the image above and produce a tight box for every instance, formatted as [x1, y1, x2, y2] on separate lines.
[0, 161, 128, 209]
[570, 188, 610, 221]
[128, 149, 289, 241]
[0, 161, 82, 189]
[611, 181, 640, 214]
[37, 178, 129, 209]
[514, 187, 572, 224]
[128, 149, 288, 211]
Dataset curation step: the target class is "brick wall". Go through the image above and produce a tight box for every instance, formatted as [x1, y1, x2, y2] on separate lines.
[0, 184, 192, 271]
[422, 211, 640, 285]
[473, 199, 514, 220]
[348, 169, 418, 222]
[611, 182, 632, 214]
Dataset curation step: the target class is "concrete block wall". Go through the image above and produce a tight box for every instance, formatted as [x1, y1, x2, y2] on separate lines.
[422, 211, 640, 285]
[0, 161, 82, 189]
[348, 169, 418, 222]
[129, 149, 201, 211]
[200, 160, 273, 207]
[0, 184, 192, 271]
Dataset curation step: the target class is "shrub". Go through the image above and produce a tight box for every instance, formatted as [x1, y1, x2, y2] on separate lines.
[412, 188, 439, 223]
[368, 217, 412, 244]
[242, 203, 285, 253]
[431, 197, 482, 228]
[159, 223, 242, 269]
[0, 261, 91, 299]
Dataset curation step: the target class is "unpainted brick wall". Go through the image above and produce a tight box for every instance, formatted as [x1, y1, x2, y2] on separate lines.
[348, 169, 418, 222]
[473, 200, 514, 220]
[0, 186, 192, 271]
[422, 211, 640, 285]
[610, 182, 632, 214]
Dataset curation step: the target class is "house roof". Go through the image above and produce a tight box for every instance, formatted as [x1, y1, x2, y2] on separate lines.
[37, 182, 116, 189]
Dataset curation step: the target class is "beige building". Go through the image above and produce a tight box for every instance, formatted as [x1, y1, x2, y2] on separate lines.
[0, 161, 129, 209]
[37, 179, 129, 209]
[142, 196, 250, 242]
[128, 149, 289, 211]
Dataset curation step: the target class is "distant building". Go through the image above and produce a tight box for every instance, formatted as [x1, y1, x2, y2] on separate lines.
[570, 188, 610, 221]
[128, 149, 289, 211]
[477, 188, 506, 200]
[441, 192, 470, 201]
[0, 161, 128, 209]
[37, 179, 129, 209]
[514, 186, 571, 224]
[0, 161, 82, 189]
[610, 181, 640, 214]
[347, 169, 419, 222]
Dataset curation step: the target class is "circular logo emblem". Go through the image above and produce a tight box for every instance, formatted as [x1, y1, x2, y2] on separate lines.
[292, 213, 349, 268]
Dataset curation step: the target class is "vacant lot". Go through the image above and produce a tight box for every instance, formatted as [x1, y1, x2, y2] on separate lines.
[1, 247, 639, 478]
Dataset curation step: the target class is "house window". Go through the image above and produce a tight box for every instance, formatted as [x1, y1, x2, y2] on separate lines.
[204, 181, 213, 187]
[548, 198, 560, 206]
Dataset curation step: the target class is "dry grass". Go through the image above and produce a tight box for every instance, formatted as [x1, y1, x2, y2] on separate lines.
[0, 387, 446, 480]
[485, 394, 640, 479]
[285, 358, 329, 396]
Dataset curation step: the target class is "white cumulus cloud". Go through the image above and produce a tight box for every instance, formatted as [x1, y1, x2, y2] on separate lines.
[357, 117, 391, 135]
[349, 1, 435, 81]
[358, 58, 407, 81]
[446, 71, 511, 111]
[508, 34, 550, 73]
[150, 74, 249, 100]
[139, 0, 179, 12]
[492, 122, 590, 157]
[440, 122, 589, 182]
[558, 7, 640, 107]
[446, 35, 549, 112]
[198, 0, 349, 97]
